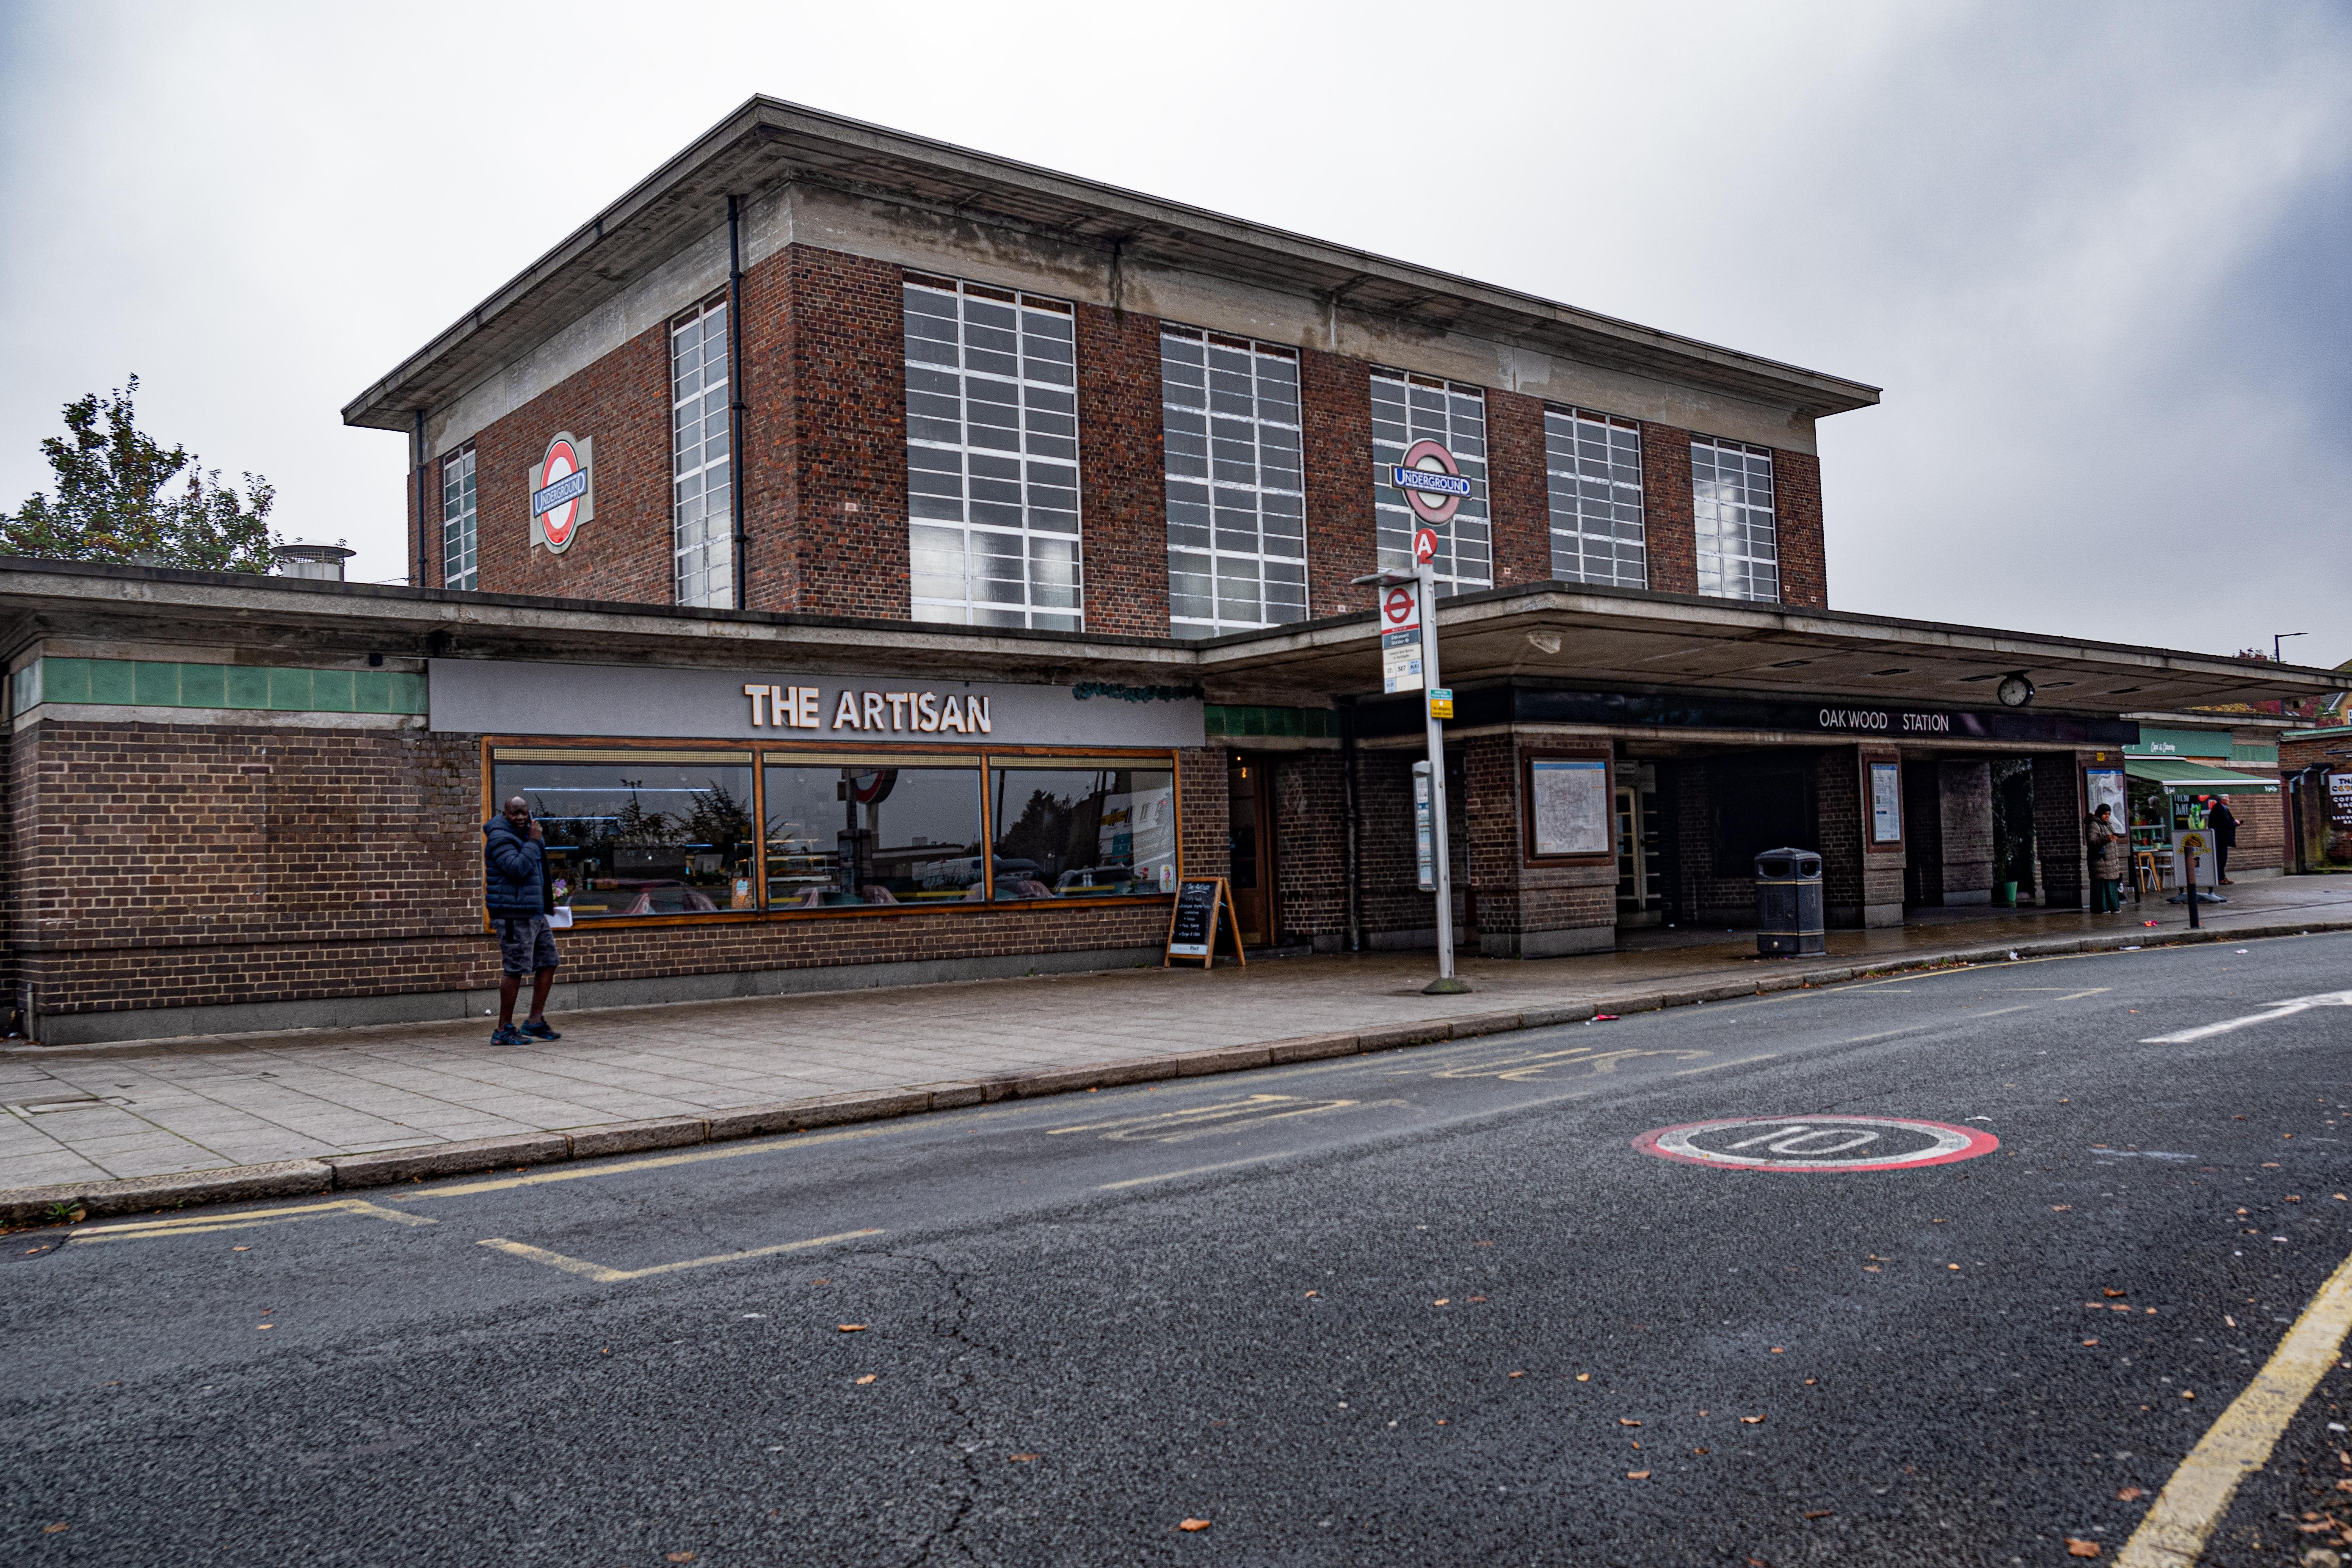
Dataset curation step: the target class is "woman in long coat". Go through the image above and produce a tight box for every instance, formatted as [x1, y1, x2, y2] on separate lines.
[2087, 802, 2127, 913]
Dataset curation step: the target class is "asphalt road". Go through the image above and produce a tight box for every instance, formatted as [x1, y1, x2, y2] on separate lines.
[10, 932, 2352, 1567]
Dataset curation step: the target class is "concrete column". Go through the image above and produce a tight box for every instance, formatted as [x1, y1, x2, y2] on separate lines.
[2033, 752, 2088, 909]
[1936, 760, 1994, 904]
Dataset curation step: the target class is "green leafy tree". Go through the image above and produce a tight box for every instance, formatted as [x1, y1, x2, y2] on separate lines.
[3, 376, 278, 572]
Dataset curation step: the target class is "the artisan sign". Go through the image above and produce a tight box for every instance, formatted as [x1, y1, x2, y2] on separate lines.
[528, 433, 593, 554]
[428, 659, 1205, 747]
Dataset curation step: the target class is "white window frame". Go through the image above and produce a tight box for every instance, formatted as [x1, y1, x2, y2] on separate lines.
[1371, 369, 1492, 593]
[1160, 325, 1307, 638]
[902, 274, 1083, 632]
[440, 443, 477, 592]
[1691, 435, 1779, 603]
[670, 295, 734, 609]
[1545, 408, 1646, 589]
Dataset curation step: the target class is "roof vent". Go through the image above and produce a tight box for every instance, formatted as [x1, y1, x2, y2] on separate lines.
[273, 539, 355, 581]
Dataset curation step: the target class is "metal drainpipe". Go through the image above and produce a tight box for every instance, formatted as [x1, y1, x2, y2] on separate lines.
[728, 195, 749, 612]
[1339, 697, 1362, 953]
[413, 409, 428, 589]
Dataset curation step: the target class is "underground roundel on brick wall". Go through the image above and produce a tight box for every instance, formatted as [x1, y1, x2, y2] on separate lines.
[529, 433, 594, 555]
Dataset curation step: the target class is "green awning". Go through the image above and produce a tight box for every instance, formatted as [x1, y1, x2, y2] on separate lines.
[2123, 757, 2279, 793]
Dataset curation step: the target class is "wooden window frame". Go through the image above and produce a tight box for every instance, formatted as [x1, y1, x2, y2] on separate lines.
[477, 735, 1185, 931]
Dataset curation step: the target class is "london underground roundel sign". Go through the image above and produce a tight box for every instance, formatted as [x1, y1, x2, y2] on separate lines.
[1632, 1114, 1998, 1172]
[1392, 438, 1468, 526]
[530, 432, 593, 555]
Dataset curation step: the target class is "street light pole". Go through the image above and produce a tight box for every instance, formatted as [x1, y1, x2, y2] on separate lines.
[2275, 632, 2309, 664]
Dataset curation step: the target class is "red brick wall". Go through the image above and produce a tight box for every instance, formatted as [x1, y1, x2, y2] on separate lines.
[10, 720, 1233, 1030]
[466, 322, 674, 603]
[1301, 349, 1377, 620]
[1485, 389, 1551, 589]
[1774, 446, 1827, 609]
[1075, 304, 1169, 636]
[1641, 422, 1697, 595]
[773, 245, 909, 619]
[1271, 750, 1347, 947]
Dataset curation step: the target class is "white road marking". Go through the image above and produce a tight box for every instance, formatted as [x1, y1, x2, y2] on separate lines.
[2141, 991, 2352, 1044]
[1098, 1152, 1303, 1191]
[476, 1227, 882, 1283]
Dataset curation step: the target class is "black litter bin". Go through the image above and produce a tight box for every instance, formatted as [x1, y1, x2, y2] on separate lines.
[1754, 847, 1825, 957]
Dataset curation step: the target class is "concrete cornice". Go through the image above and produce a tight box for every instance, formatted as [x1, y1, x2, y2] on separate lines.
[340, 96, 1883, 433]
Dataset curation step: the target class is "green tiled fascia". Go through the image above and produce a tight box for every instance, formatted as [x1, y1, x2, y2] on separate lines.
[87, 659, 135, 705]
[354, 669, 394, 713]
[387, 671, 427, 714]
[224, 666, 270, 709]
[132, 661, 181, 706]
[178, 664, 226, 708]
[42, 657, 92, 704]
[267, 667, 314, 711]
[310, 669, 354, 712]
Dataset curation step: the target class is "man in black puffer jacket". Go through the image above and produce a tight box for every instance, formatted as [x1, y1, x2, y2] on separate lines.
[485, 795, 561, 1045]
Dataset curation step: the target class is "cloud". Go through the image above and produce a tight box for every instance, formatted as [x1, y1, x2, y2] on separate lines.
[2, 0, 2344, 665]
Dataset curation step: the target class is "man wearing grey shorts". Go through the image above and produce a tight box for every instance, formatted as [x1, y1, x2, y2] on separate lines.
[484, 794, 561, 1045]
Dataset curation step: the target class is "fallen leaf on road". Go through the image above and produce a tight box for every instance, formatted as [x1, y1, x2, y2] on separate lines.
[855, 1375, 876, 1385]
[2065, 1539, 2101, 1557]
[1770, 1347, 1785, 1354]
[1620, 1419, 1642, 1427]
[2083, 1339, 2100, 1347]
[232, 1245, 251, 1251]
[255, 1324, 274, 1331]
[1576, 1373, 1590, 1381]
[2118, 1487, 2144, 1501]
[1508, 1372, 1524, 1379]
[2181, 1390, 2196, 1400]
[1626, 1470, 1650, 1479]
[666, 1555, 695, 1564]
[1304, 1290, 1317, 1298]
[838, 1325, 867, 1333]
[1009, 1453, 1039, 1463]
[2227, 1315, 2237, 1327]
[1177, 1518, 1212, 1532]
[1803, 1510, 1833, 1519]
[1466, 1295, 1487, 1303]
[2052, 1205, 2073, 1212]
[1742, 1414, 1766, 1425]
[1947, 1265, 1961, 1271]
[1864, 1265, 1881, 1272]
[1694, 1446, 1709, 1454]
[44, 1523, 67, 1534]
[2106, 1289, 2128, 1298]
[2337, 1479, 2352, 1494]
[1433, 1298, 1450, 1307]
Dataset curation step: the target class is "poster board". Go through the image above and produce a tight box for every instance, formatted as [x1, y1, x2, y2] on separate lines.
[1868, 760, 1903, 844]
[2084, 766, 2126, 829]
[1527, 759, 1610, 857]
[1164, 878, 1246, 969]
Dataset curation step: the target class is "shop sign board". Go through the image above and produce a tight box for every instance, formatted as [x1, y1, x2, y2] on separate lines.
[429, 659, 1205, 747]
[2125, 726, 2230, 759]
[1163, 877, 1244, 967]
[1380, 584, 1424, 695]
[528, 433, 593, 554]
[2331, 771, 2352, 833]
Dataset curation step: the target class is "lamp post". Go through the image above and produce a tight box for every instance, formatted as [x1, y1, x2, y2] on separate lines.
[2275, 632, 2309, 664]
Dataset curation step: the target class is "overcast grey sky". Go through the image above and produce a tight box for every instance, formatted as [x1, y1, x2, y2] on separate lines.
[3, 1, 2346, 666]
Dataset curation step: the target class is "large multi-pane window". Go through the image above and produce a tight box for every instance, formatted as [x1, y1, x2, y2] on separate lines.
[671, 297, 733, 608]
[1545, 409, 1646, 588]
[1161, 327, 1306, 637]
[764, 762, 986, 907]
[990, 764, 1178, 898]
[1371, 370, 1491, 593]
[494, 757, 757, 920]
[439, 444, 477, 592]
[903, 275, 1082, 631]
[1691, 436, 1779, 602]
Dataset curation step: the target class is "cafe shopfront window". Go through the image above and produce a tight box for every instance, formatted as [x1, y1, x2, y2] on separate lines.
[494, 754, 757, 919]
[765, 759, 987, 907]
[989, 763, 1176, 899]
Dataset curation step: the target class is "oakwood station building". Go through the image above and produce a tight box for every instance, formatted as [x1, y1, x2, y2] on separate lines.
[4, 99, 2334, 1046]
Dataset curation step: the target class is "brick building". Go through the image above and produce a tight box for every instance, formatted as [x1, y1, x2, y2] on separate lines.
[4, 98, 2337, 1045]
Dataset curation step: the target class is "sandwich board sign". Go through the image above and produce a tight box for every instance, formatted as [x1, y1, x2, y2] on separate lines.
[1164, 877, 1246, 969]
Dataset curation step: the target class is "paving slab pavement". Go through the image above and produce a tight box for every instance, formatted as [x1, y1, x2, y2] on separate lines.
[5, 874, 2349, 1200]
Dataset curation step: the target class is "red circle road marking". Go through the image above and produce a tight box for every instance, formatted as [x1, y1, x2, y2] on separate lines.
[1632, 1114, 1999, 1172]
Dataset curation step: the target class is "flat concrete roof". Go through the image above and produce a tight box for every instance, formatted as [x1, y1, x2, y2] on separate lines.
[342, 96, 1882, 434]
[2, 559, 2333, 722]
